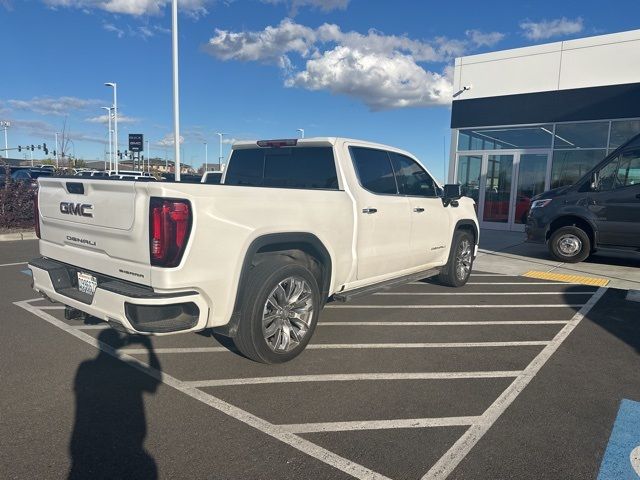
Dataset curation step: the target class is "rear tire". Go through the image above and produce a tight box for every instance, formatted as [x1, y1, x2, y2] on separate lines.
[233, 258, 320, 364]
[548, 226, 590, 263]
[438, 230, 474, 287]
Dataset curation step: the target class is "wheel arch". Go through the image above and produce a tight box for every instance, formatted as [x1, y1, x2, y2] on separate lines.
[215, 232, 333, 337]
[453, 219, 479, 245]
[546, 215, 597, 250]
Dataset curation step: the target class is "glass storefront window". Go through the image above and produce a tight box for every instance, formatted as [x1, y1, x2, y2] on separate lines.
[551, 149, 607, 189]
[483, 155, 513, 223]
[456, 155, 481, 203]
[515, 153, 548, 224]
[609, 120, 640, 149]
[553, 122, 609, 149]
[458, 125, 553, 151]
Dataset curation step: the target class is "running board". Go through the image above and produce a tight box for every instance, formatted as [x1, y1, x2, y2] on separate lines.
[332, 268, 441, 303]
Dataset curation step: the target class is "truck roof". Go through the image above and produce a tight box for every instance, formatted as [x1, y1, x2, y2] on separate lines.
[232, 137, 417, 158]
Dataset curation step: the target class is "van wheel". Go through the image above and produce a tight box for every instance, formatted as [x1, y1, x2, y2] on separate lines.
[548, 226, 591, 263]
[438, 230, 474, 287]
[233, 258, 320, 363]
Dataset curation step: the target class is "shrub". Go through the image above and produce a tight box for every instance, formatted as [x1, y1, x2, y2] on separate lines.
[0, 165, 36, 229]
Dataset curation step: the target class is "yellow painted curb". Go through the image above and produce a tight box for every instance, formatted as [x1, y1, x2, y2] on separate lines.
[522, 270, 609, 287]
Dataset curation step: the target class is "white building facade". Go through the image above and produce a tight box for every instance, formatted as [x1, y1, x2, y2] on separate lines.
[449, 29, 640, 231]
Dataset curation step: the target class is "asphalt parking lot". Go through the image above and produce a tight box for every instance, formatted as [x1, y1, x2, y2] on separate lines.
[2, 240, 639, 480]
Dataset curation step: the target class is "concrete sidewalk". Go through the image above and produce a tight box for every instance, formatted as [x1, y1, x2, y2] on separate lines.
[475, 229, 640, 290]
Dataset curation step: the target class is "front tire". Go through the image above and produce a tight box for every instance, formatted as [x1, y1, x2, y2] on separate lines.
[438, 230, 474, 287]
[548, 226, 590, 263]
[233, 258, 320, 363]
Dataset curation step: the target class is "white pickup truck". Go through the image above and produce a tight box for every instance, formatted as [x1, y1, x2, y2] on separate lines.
[30, 137, 479, 363]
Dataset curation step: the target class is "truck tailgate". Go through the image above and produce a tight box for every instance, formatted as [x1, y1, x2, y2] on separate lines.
[37, 177, 152, 285]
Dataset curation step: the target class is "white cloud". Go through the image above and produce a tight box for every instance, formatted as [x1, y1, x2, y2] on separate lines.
[85, 113, 139, 124]
[6, 96, 101, 116]
[157, 133, 184, 147]
[43, 0, 209, 17]
[205, 19, 481, 109]
[103, 22, 124, 38]
[465, 29, 505, 47]
[520, 17, 583, 40]
[262, 0, 349, 15]
[286, 47, 452, 110]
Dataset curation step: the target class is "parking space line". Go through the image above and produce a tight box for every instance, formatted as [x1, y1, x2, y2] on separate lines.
[319, 321, 569, 326]
[422, 287, 606, 480]
[185, 371, 524, 388]
[280, 416, 480, 434]
[468, 282, 578, 285]
[121, 341, 550, 355]
[326, 304, 585, 309]
[38, 306, 66, 310]
[75, 324, 109, 330]
[14, 299, 391, 480]
[374, 292, 594, 296]
[469, 274, 510, 277]
[0, 261, 28, 267]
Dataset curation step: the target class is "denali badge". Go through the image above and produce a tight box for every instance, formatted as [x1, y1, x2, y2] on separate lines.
[60, 202, 93, 218]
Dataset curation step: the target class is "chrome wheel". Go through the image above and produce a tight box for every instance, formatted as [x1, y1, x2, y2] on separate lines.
[455, 238, 473, 281]
[557, 234, 582, 257]
[262, 276, 314, 353]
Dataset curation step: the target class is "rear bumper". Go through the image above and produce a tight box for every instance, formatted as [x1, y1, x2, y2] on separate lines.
[29, 257, 209, 335]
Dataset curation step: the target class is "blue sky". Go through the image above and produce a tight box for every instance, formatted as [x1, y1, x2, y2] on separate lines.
[1, 0, 639, 179]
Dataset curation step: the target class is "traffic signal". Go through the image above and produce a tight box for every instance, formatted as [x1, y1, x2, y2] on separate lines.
[18, 145, 21, 152]
[42, 143, 48, 155]
[52, 150, 56, 157]
[31, 145, 35, 151]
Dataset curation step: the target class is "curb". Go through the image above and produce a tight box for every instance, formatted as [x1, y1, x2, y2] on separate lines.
[627, 290, 640, 303]
[0, 231, 37, 242]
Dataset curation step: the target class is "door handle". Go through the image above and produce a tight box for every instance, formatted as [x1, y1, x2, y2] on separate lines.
[362, 208, 377, 214]
[413, 207, 425, 213]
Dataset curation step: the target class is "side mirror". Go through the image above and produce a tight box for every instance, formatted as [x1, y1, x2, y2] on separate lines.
[443, 184, 462, 200]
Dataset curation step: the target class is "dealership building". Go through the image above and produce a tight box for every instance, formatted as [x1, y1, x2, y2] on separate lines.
[448, 29, 640, 231]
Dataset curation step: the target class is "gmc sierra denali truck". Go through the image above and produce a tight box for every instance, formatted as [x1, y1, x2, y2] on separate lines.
[29, 137, 479, 363]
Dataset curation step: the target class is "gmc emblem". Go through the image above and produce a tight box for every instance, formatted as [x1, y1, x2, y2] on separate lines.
[60, 202, 93, 218]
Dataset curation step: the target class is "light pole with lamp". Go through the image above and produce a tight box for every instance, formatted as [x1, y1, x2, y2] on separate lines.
[204, 141, 208, 172]
[296, 128, 305, 139]
[104, 82, 118, 174]
[54, 132, 60, 168]
[171, 0, 181, 181]
[215, 132, 226, 170]
[101, 107, 112, 170]
[1, 121, 9, 158]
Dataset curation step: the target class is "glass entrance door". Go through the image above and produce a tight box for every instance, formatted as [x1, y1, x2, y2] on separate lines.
[466, 150, 551, 231]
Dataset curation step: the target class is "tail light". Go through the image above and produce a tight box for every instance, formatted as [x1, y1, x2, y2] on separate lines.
[34, 191, 41, 239]
[149, 198, 192, 267]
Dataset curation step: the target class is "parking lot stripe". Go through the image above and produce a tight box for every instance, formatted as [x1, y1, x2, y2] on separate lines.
[326, 304, 585, 309]
[121, 341, 550, 355]
[469, 274, 509, 277]
[280, 416, 480, 434]
[75, 324, 109, 330]
[14, 300, 392, 480]
[185, 371, 523, 388]
[0, 261, 28, 268]
[467, 282, 578, 285]
[319, 321, 569, 326]
[422, 286, 606, 480]
[374, 292, 594, 296]
[38, 306, 65, 310]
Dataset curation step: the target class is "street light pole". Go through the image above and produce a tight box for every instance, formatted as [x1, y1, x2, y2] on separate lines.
[297, 128, 305, 139]
[101, 107, 112, 170]
[171, 0, 181, 181]
[204, 142, 208, 171]
[1, 121, 9, 158]
[146, 139, 150, 173]
[215, 132, 226, 170]
[105, 82, 118, 174]
[55, 132, 60, 168]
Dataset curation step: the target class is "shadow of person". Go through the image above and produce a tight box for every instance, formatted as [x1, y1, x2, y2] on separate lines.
[68, 329, 161, 480]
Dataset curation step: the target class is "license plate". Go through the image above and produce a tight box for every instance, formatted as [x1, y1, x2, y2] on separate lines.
[77, 271, 97, 296]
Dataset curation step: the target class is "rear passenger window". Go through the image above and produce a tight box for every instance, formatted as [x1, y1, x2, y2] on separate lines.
[617, 149, 640, 187]
[224, 147, 338, 190]
[389, 152, 437, 197]
[350, 147, 398, 195]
